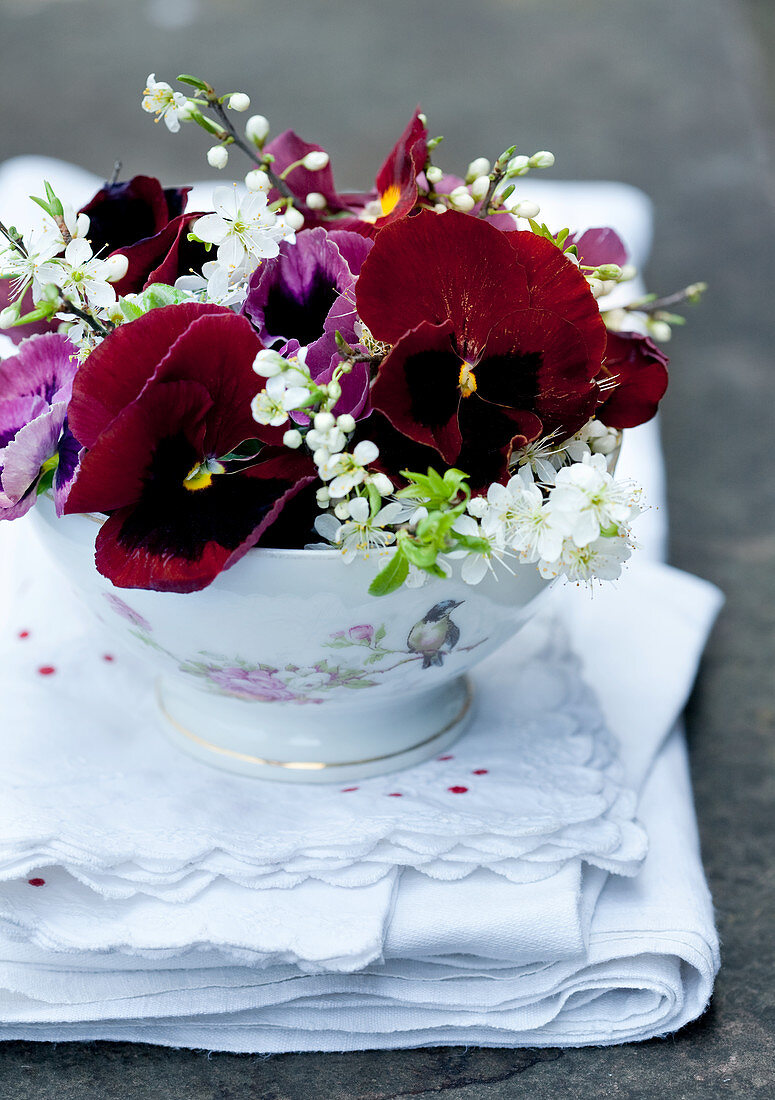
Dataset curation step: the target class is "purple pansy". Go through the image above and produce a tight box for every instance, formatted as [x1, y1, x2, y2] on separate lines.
[568, 227, 628, 269]
[0, 334, 80, 520]
[242, 228, 373, 417]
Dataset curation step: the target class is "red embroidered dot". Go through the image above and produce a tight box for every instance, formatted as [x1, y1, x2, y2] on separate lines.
[438, 754, 455, 761]
[448, 786, 468, 794]
[37, 666, 56, 676]
[18, 630, 30, 639]
[472, 769, 489, 775]
[102, 654, 115, 662]
[28, 878, 46, 887]
[387, 792, 403, 797]
[340, 787, 359, 793]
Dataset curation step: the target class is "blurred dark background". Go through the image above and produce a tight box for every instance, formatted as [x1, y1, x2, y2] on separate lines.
[1, 0, 773, 1096]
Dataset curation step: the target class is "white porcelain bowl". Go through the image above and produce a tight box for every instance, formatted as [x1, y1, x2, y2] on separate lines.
[31, 498, 551, 782]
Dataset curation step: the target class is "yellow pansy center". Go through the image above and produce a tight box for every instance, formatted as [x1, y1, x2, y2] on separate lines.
[379, 183, 402, 217]
[458, 360, 478, 398]
[183, 458, 225, 492]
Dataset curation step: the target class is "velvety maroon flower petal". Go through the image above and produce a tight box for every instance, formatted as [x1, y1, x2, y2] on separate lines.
[503, 230, 608, 368]
[110, 213, 209, 297]
[456, 398, 542, 490]
[356, 210, 530, 349]
[149, 311, 270, 453]
[370, 319, 462, 463]
[372, 109, 428, 226]
[596, 330, 669, 428]
[484, 309, 600, 437]
[68, 302, 231, 449]
[79, 175, 190, 255]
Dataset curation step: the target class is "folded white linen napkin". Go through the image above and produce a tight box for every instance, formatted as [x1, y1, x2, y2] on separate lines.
[0, 519, 648, 900]
[0, 160, 722, 1048]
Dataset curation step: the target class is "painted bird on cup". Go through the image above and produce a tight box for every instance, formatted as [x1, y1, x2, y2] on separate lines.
[407, 600, 463, 669]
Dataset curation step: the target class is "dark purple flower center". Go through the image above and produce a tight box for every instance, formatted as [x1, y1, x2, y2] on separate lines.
[262, 267, 340, 347]
[114, 434, 282, 561]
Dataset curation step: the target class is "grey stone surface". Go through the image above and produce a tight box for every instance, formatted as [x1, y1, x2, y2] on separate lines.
[0, 0, 773, 1095]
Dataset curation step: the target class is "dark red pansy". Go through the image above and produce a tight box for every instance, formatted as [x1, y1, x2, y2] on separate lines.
[79, 175, 190, 254]
[67, 302, 231, 449]
[109, 213, 210, 297]
[357, 210, 606, 488]
[65, 307, 314, 592]
[596, 330, 669, 428]
[265, 111, 428, 236]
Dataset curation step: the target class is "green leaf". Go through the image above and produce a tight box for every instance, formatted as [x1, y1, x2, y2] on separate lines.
[177, 74, 210, 90]
[368, 548, 409, 597]
[374, 624, 386, 646]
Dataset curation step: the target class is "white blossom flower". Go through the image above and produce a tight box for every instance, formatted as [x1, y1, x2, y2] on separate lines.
[142, 74, 190, 133]
[494, 469, 565, 564]
[0, 224, 63, 302]
[446, 514, 498, 585]
[549, 454, 641, 548]
[319, 439, 380, 498]
[251, 374, 309, 427]
[175, 258, 252, 308]
[37, 238, 117, 309]
[193, 186, 292, 272]
[314, 497, 403, 563]
[539, 535, 632, 583]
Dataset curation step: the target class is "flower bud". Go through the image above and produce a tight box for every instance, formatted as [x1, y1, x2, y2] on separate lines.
[425, 165, 443, 184]
[434, 203, 447, 214]
[228, 93, 251, 112]
[595, 264, 623, 281]
[528, 150, 555, 169]
[647, 319, 672, 342]
[334, 501, 351, 520]
[207, 145, 229, 169]
[102, 253, 129, 283]
[470, 174, 490, 202]
[509, 198, 540, 219]
[305, 191, 327, 210]
[467, 496, 488, 518]
[314, 411, 336, 432]
[466, 157, 491, 181]
[245, 114, 270, 147]
[283, 428, 303, 449]
[283, 206, 305, 231]
[302, 150, 330, 171]
[448, 187, 475, 213]
[619, 264, 638, 282]
[326, 379, 342, 401]
[252, 348, 287, 377]
[245, 169, 270, 191]
[316, 487, 330, 507]
[370, 472, 393, 496]
[336, 413, 356, 434]
[507, 155, 530, 176]
[0, 305, 20, 328]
